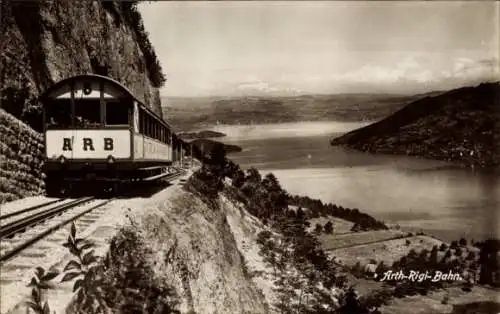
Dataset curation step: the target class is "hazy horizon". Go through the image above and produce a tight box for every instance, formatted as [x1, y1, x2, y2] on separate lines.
[139, 1, 499, 98]
[159, 89, 436, 100]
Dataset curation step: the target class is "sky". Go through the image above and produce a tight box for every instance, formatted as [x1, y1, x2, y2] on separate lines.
[138, 1, 499, 97]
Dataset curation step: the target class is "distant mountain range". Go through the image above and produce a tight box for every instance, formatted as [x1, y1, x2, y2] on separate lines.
[161, 91, 444, 131]
[331, 82, 500, 170]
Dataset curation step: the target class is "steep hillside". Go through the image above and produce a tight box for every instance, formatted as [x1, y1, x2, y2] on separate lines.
[116, 187, 271, 314]
[331, 82, 500, 169]
[1, 0, 165, 131]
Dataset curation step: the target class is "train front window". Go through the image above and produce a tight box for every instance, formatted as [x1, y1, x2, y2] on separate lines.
[74, 99, 101, 128]
[46, 100, 71, 129]
[106, 101, 129, 125]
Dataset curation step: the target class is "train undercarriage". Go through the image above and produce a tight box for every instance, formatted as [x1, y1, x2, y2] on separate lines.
[44, 161, 183, 197]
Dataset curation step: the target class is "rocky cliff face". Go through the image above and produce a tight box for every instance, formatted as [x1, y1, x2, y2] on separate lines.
[107, 186, 270, 314]
[331, 82, 500, 170]
[1, 0, 164, 128]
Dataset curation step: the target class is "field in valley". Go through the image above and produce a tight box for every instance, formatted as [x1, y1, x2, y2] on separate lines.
[307, 217, 355, 234]
[311, 216, 499, 314]
[330, 235, 444, 267]
[319, 229, 408, 252]
[381, 285, 500, 314]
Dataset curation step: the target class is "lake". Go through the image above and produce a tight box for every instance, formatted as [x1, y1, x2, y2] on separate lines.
[211, 122, 500, 242]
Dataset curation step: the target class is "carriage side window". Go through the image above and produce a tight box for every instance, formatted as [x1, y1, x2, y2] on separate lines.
[147, 116, 152, 138]
[74, 99, 101, 128]
[154, 120, 158, 140]
[138, 109, 144, 133]
[148, 118, 152, 138]
[46, 100, 71, 129]
[142, 110, 147, 134]
[150, 120, 154, 139]
[106, 101, 129, 125]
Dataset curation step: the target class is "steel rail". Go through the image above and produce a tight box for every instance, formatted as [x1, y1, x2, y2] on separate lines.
[0, 199, 66, 221]
[0, 197, 94, 239]
[0, 199, 111, 263]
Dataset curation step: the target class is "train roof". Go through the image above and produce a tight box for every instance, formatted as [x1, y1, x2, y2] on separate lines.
[39, 74, 178, 134]
[39, 74, 138, 102]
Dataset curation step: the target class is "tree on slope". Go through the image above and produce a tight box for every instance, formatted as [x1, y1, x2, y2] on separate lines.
[324, 221, 334, 234]
[208, 142, 227, 172]
[314, 223, 323, 235]
[478, 239, 500, 286]
[338, 288, 369, 314]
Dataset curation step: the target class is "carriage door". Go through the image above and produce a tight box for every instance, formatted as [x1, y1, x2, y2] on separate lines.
[72, 80, 103, 159]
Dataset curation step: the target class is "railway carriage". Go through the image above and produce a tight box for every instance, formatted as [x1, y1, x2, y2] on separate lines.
[40, 74, 186, 195]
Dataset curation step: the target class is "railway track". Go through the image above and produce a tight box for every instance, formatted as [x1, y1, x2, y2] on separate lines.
[0, 169, 186, 264]
[0, 198, 65, 221]
[0, 197, 111, 263]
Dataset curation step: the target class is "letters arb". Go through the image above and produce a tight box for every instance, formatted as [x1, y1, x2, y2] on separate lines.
[61, 137, 114, 151]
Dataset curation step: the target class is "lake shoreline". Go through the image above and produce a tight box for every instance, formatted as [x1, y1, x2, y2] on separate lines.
[214, 121, 499, 243]
[258, 166, 498, 243]
[333, 143, 500, 176]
